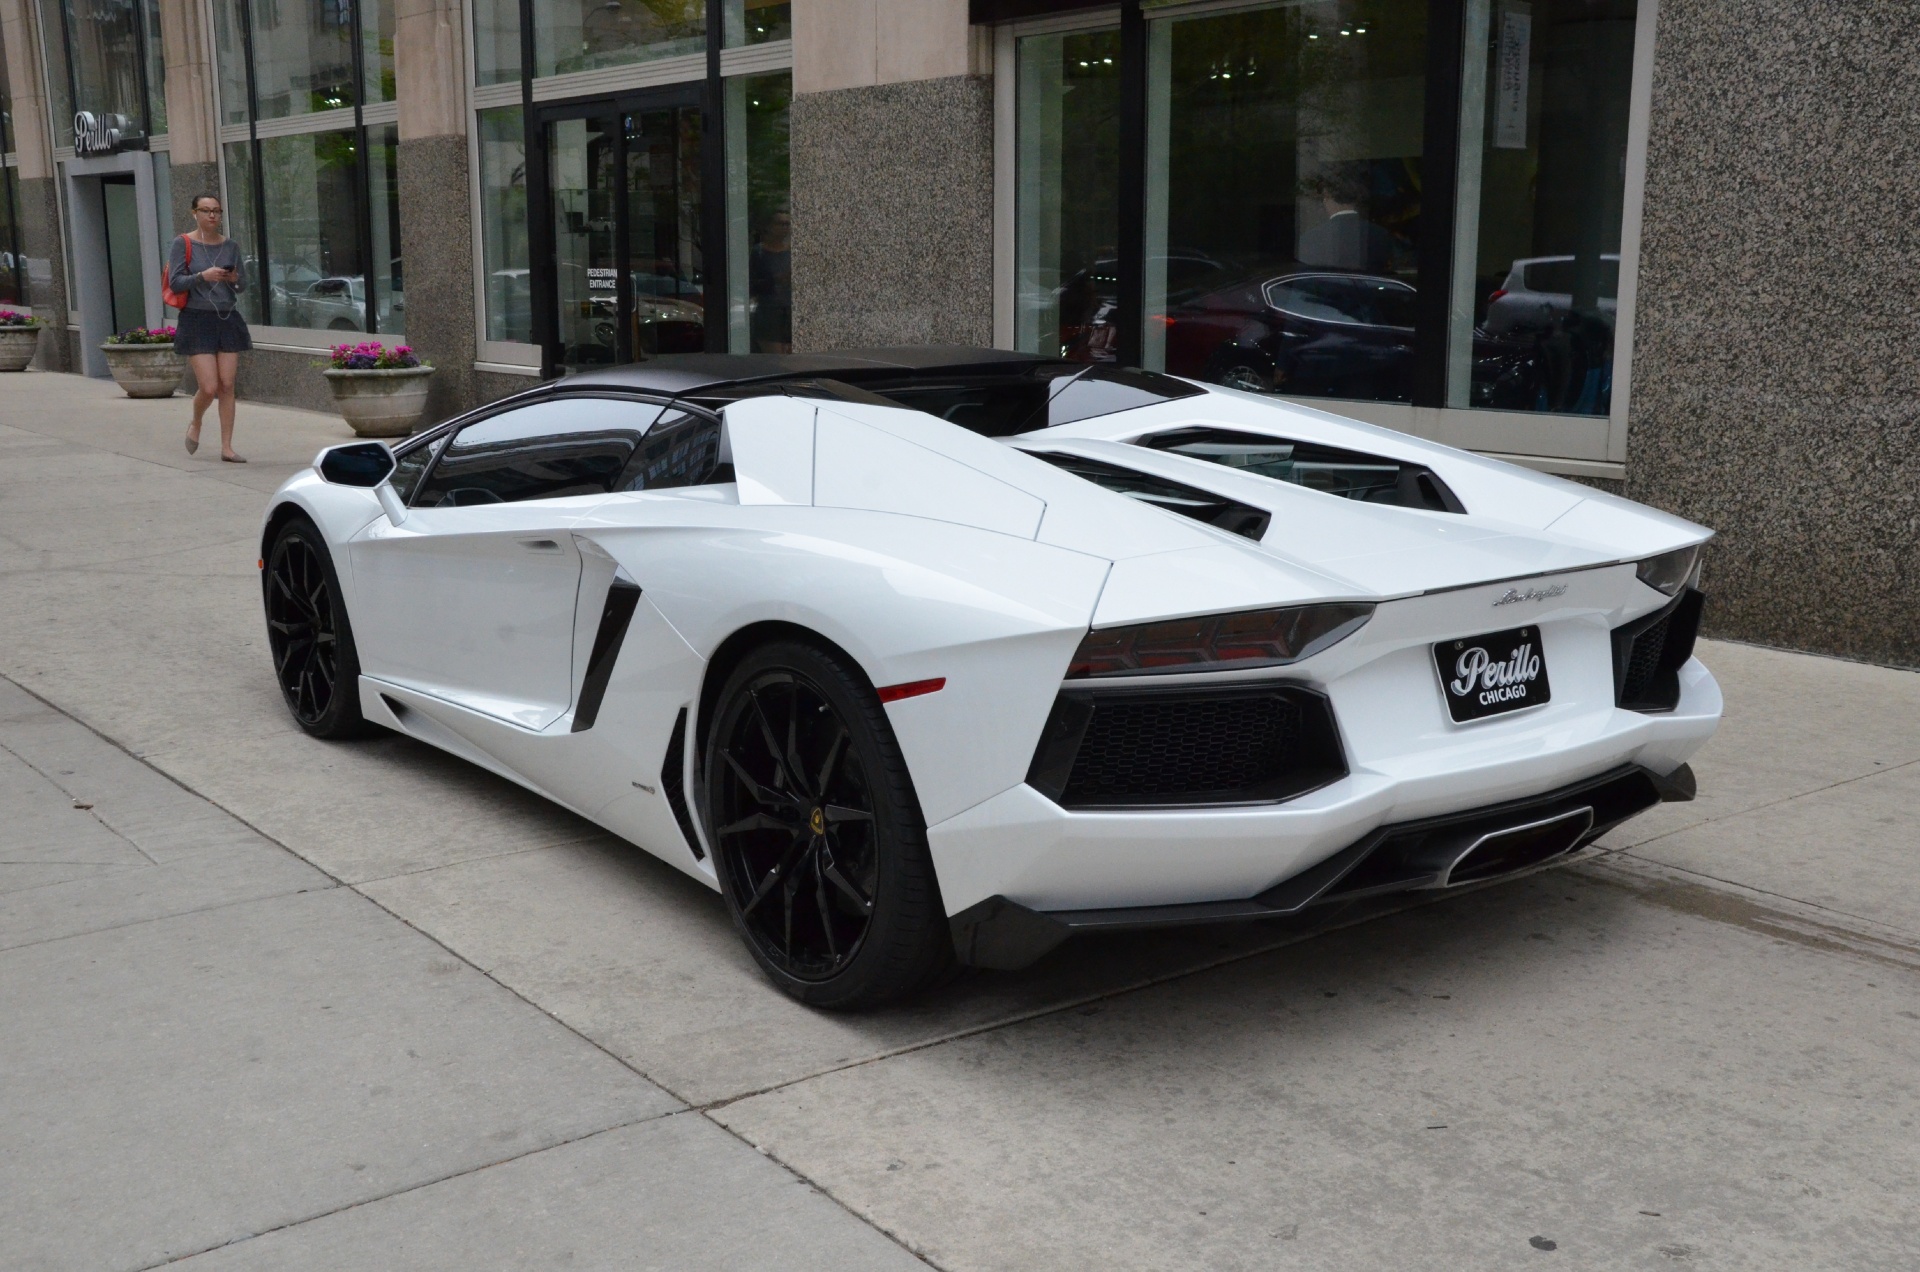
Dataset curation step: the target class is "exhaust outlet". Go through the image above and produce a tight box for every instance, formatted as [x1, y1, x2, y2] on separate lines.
[1438, 807, 1595, 887]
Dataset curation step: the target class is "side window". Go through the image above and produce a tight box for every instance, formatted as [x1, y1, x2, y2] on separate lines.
[388, 432, 447, 503]
[1267, 277, 1361, 324]
[412, 397, 664, 508]
[613, 409, 729, 491]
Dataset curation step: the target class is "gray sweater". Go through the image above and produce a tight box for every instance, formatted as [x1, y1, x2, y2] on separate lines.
[167, 236, 247, 313]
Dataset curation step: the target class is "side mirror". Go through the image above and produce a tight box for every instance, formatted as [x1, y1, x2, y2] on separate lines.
[317, 441, 408, 525]
[317, 441, 395, 487]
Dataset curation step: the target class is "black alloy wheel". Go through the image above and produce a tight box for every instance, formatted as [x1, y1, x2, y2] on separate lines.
[264, 516, 369, 739]
[705, 641, 952, 1008]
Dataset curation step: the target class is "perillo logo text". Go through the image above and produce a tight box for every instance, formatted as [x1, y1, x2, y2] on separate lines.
[1450, 641, 1542, 706]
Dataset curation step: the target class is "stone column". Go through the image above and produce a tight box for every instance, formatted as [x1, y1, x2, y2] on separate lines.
[394, 0, 475, 423]
[157, 0, 220, 234]
[788, 0, 994, 350]
[2, 0, 72, 369]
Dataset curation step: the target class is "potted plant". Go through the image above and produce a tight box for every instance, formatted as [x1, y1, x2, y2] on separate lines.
[321, 341, 435, 438]
[101, 325, 182, 397]
[0, 309, 43, 372]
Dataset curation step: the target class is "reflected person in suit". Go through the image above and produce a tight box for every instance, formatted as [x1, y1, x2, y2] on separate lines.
[1297, 165, 1398, 275]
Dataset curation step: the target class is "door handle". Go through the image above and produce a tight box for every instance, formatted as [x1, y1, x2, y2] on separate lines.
[518, 538, 562, 552]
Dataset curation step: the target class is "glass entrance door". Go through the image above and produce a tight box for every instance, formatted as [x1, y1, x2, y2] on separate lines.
[543, 96, 706, 374]
[101, 177, 146, 335]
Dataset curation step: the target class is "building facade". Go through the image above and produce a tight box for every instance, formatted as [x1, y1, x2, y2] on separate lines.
[1, 0, 1912, 666]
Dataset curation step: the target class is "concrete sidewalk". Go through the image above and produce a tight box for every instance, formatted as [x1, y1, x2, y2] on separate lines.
[2, 369, 1917, 1269]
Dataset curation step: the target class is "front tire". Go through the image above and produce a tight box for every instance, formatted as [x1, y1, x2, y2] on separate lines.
[704, 641, 952, 1009]
[264, 514, 370, 739]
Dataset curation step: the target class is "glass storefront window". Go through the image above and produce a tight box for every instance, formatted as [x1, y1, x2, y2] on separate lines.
[1447, 0, 1636, 415]
[478, 106, 531, 342]
[364, 0, 396, 106]
[534, 0, 705, 79]
[724, 71, 791, 353]
[60, 0, 149, 138]
[250, 0, 359, 117]
[724, 0, 791, 47]
[144, 0, 167, 134]
[220, 140, 264, 323]
[258, 129, 367, 328]
[472, 0, 521, 86]
[35, 0, 72, 146]
[212, 0, 250, 125]
[1013, 25, 1120, 361]
[1142, 0, 1428, 403]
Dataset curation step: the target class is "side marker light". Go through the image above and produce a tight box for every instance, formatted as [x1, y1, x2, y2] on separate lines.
[876, 678, 946, 703]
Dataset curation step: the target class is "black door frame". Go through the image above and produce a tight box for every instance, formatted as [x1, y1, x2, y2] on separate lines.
[529, 81, 711, 377]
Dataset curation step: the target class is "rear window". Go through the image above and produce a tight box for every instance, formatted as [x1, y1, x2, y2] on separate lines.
[1139, 427, 1464, 512]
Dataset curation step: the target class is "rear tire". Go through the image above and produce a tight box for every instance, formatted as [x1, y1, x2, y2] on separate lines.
[264, 514, 371, 739]
[703, 640, 952, 1009]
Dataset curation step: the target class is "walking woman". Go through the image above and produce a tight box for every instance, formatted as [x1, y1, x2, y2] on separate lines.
[169, 194, 251, 462]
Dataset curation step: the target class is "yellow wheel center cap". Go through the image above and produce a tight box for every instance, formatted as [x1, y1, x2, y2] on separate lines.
[809, 806, 826, 836]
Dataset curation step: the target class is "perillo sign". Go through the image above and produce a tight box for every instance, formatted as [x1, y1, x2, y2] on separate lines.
[73, 111, 135, 156]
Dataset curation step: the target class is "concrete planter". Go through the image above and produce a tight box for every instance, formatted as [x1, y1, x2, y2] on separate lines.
[323, 366, 435, 438]
[101, 343, 183, 397]
[0, 326, 42, 372]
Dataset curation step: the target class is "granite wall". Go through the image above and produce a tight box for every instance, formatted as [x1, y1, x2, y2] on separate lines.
[234, 348, 338, 415]
[16, 175, 72, 371]
[789, 75, 994, 350]
[1626, 0, 1918, 667]
[396, 133, 477, 425]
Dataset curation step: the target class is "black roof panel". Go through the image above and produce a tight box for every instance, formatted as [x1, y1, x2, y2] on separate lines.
[563, 347, 1060, 396]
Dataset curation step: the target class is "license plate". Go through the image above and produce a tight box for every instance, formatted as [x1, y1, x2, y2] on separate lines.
[1434, 625, 1551, 723]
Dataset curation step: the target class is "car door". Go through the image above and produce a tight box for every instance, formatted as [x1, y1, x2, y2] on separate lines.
[348, 395, 665, 730]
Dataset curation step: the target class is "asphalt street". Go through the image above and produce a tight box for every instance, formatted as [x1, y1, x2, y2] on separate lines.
[2, 370, 1916, 1270]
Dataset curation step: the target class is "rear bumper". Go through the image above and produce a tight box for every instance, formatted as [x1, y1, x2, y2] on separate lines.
[950, 762, 1694, 970]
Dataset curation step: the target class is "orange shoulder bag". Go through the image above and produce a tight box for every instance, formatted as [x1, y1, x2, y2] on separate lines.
[161, 236, 192, 310]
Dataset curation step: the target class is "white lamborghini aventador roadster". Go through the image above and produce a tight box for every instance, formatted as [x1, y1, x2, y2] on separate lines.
[260, 349, 1720, 1006]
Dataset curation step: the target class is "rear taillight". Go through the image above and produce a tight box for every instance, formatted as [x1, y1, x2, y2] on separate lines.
[1066, 603, 1374, 678]
[1487, 288, 1508, 303]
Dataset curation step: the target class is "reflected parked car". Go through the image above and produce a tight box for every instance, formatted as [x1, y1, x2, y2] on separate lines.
[1482, 254, 1620, 338]
[1163, 272, 1421, 399]
[1480, 255, 1619, 415]
[294, 276, 406, 333]
[1159, 269, 1543, 410]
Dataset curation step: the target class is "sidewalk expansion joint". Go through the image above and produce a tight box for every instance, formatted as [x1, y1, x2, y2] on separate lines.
[139, 1112, 687, 1270]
